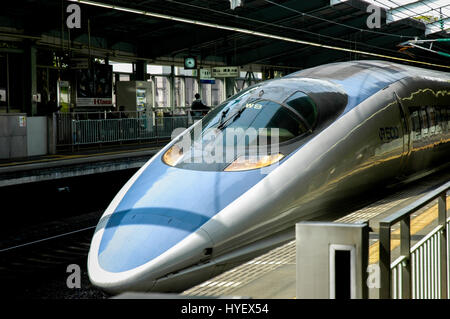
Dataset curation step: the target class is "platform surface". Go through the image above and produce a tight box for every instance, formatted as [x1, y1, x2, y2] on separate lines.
[0, 143, 163, 187]
[182, 170, 450, 299]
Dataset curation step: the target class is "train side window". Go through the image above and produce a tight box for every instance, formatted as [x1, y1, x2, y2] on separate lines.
[441, 107, 449, 132]
[434, 107, 440, 123]
[437, 107, 443, 131]
[420, 108, 429, 134]
[447, 108, 450, 127]
[427, 106, 436, 134]
[411, 110, 421, 134]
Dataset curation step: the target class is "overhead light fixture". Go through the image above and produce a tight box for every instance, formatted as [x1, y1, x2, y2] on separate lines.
[230, 0, 244, 10]
[68, 0, 450, 70]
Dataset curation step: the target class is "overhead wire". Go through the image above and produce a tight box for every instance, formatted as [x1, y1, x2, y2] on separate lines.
[68, 0, 450, 69]
[263, 0, 408, 39]
[168, 0, 447, 64]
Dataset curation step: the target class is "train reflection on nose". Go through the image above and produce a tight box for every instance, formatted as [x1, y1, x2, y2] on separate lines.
[98, 208, 209, 273]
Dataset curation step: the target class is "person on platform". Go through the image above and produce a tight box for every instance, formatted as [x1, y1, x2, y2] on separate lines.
[190, 93, 210, 116]
[47, 93, 62, 115]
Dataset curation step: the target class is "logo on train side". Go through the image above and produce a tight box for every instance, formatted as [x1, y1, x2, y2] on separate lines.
[379, 126, 400, 142]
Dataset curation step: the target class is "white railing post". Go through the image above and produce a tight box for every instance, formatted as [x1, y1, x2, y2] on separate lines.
[438, 192, 448, 299]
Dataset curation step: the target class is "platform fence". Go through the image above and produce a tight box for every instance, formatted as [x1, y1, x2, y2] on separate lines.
[379, 181, 449, 299]
[55, 111, 203, 146]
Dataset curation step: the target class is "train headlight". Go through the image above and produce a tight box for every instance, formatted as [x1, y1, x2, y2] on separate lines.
[224, 153, 284, 172]
[162, 144, 184, 166]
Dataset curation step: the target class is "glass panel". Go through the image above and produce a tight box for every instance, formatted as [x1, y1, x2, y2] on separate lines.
[198, 95, 308, 146]
[174, 77, 184, 107]
[447, 108, 450, 127]
[184, 77, 198, 107]
[420, 108, 429, 134]
[154, 76, 170, 108]
[211, 79, 223, 107]
[119, 74, 130, 81]
[411, 110, 421, 133]
[201, 84, 211, 106]
[284, 91, 318, 128]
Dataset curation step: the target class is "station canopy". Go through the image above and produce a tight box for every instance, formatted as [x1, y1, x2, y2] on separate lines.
[1, 0, 449, 71]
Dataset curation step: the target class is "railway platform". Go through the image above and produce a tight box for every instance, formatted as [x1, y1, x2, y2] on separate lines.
[0, 142, 165, 187]
[182, 169, 450, 299]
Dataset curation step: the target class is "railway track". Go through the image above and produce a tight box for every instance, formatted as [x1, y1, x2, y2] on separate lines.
[0, 211, 108, 299]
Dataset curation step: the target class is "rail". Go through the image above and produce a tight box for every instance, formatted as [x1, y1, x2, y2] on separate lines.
[379, 180, 449, 299]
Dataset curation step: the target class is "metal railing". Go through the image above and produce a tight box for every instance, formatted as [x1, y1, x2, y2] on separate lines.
[379, 180, 449, 299]
[55, 111, 203, 146]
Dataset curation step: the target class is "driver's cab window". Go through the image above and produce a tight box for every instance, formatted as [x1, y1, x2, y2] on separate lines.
[284, 91, 318, 129]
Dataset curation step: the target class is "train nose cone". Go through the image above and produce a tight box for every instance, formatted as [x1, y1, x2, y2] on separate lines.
[89, 153, 267, 292]
[98, 208, 209, 273]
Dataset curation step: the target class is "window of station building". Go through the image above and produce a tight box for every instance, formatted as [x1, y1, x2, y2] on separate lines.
[154, 76, 170, 108]
[147, 64, 171, 75]
[185, 77, 198, 106]
[119, 74, 130, 81]
[235, 79, 249, 93]
[201, 84, 212, 106]
[211, 79, 224, 107]
[174, 77, 184, 107]
[284, 91, 318, 129]
[111, 62, 133, 74]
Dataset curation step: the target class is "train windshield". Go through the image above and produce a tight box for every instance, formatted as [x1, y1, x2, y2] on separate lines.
[198, 90, 317, 146]
[163, 86, 319, 170]
[200, 99, 308, 144]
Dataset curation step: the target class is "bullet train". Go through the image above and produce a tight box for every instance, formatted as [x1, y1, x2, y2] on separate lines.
[88, 60, 450, 293]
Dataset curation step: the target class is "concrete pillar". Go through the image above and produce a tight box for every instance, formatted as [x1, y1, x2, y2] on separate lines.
[24, 41, 37, 116]
[170, 65, 175, 112]
[47, 113, 57, 155]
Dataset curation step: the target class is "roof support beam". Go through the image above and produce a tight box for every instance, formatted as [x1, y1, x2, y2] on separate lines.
[387, 0, 445, 24]
[425, 16, 450, 35]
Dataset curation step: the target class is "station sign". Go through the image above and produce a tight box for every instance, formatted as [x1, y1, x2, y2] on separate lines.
[199, 68, 215, 84]
[18, 116, 26, 127]
[75, 64, 113, 107]
[71, 58, 89, 69]
[199, 68, 212, 79]
[212, 66, 239, 78]
[76, 97, 113, 106]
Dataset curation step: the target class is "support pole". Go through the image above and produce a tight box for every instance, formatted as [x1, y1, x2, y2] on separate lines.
[438, 192, 448, 299]
[400, 217, 411, 299]
[379, 222, 391, 299]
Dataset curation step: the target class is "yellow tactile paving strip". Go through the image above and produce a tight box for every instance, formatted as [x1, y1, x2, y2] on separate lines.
[183, 184, 448, 298]
[182, 241, 297, 297]
[368, 196, 450, 264]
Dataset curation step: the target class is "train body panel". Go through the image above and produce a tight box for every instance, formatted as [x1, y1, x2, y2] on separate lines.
[88, 60, 450, 293]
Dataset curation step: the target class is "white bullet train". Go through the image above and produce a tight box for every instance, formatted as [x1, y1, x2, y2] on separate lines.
[88, 60, 450, 293]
